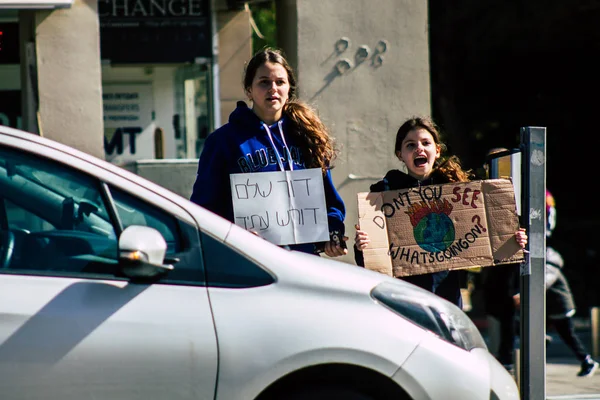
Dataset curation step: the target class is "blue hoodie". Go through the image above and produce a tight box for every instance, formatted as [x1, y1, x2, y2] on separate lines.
[190, 101, 346, 254]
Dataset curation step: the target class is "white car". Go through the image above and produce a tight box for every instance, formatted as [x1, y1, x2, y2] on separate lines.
[0, 126, 518, 400]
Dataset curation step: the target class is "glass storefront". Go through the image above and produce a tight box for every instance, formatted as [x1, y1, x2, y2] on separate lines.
[175, 63, 213, 159]
[0, 3, 216, 164]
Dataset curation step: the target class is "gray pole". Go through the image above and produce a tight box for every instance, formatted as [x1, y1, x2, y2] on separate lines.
[519, 126, 546, 400]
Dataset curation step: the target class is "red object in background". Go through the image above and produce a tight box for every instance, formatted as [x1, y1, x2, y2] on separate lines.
[0, 23, 19, 62]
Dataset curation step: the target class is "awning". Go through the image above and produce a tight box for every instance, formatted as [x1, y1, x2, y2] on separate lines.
[0, 0, 73, 9]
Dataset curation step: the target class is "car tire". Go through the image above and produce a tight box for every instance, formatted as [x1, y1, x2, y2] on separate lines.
[286, 386, 374, 400]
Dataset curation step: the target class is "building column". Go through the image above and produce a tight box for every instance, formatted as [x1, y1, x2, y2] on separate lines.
[25, 0, 104, 159]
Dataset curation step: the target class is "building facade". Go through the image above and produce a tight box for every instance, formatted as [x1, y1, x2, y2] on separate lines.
[0, 0, 252, 161]
[0, 0, 431, 265]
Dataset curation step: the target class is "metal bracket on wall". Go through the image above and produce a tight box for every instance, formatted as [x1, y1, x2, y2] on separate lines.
[372, 39, 389, 68]
[335, 59, 352, 75]
[335, 37, 350, 54]
[355, 45, 370, 64]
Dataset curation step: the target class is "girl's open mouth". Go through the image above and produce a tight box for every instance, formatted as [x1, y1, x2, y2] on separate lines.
[414, 156, 427, 167]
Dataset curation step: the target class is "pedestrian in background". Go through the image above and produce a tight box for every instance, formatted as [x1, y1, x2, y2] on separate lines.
[353, 117, 527, 308]
[514, 190, 599, 377]
[190, 47, 348, 257]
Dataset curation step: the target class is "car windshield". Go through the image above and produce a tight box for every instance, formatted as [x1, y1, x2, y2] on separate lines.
[22, 166, 106, 210]
[0, 150, 114, 237]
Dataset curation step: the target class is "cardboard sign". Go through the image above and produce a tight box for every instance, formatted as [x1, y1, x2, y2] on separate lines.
[230, 168, 329, 246]
[357, 179, 524, 277]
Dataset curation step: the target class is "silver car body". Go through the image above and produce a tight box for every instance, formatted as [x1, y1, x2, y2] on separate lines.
[0, 126, 519, 400]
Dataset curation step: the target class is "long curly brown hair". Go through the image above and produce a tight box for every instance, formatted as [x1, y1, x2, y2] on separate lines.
[243, 47, 338, 172]
[283, 101, 337, 171]
[395, 116, 473, 182]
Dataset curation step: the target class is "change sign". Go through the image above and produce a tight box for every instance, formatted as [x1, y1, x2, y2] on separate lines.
[357, 178, 524, 277]
[99, 0, 211, 64]
[230, 168, 329, 246]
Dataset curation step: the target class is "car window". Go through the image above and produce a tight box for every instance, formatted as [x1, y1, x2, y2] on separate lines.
[110, 188, 179, 254]
[201, 231, 274, 288]
[109, 187, 206, 285]
[0, 145, 205, 284]
[0, 146, 118, 275]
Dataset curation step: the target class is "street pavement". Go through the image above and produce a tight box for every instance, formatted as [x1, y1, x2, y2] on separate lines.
[478, 318, 600, 399]
[543, 328, 600, 400]
[546, 357, 600, 399]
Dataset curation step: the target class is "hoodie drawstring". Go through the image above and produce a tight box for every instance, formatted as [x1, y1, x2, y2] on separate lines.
[263, 120, 294, 172]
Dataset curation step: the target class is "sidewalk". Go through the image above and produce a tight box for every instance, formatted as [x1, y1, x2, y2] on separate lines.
[546, 358, 600, 399]
[545, 327, 600, 399]
[474, 316, 600, 399]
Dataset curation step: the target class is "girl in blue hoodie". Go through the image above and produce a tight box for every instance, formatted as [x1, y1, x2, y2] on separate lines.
[190, 47, 347, 257]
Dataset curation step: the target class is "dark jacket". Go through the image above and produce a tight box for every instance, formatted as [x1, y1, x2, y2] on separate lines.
[482, 262, 520, 318]
[491, 246, 577, 320]
[546, 246, 576, 319]
[354, 168, 463, 307]
[190, 101, 346, 254]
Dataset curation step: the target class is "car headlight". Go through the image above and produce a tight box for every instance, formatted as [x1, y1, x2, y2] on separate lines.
[371, 281, 487, 351]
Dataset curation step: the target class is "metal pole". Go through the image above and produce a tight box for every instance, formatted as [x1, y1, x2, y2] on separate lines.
[519, 127, 546, 400]
[515, 348, 521, 390]
[592, 307, 599, 358]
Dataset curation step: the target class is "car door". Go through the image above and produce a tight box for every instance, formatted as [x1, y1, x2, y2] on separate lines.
[0, 143, 218, 400]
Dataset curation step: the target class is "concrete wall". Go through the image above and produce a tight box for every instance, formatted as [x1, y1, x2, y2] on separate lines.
[217, 9, 252, 125]
[122, 159, 199, 201]
[0, 65, 21, 128]
[278, 0, 431, 263]
[0, 66, 20, 91]
[34, 0, 104, 159]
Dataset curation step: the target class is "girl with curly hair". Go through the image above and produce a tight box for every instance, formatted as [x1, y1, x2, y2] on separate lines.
[354, 116, 527, 306]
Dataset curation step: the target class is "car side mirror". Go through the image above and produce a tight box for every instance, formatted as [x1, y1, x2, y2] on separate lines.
[118, 225, 174, 281]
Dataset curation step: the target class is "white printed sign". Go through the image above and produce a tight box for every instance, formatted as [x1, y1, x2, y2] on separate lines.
[103, 83, 155, 165]
[230, 168, 329, 246]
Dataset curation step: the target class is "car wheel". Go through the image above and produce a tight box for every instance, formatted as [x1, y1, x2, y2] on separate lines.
[286, 386, 374, 400]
